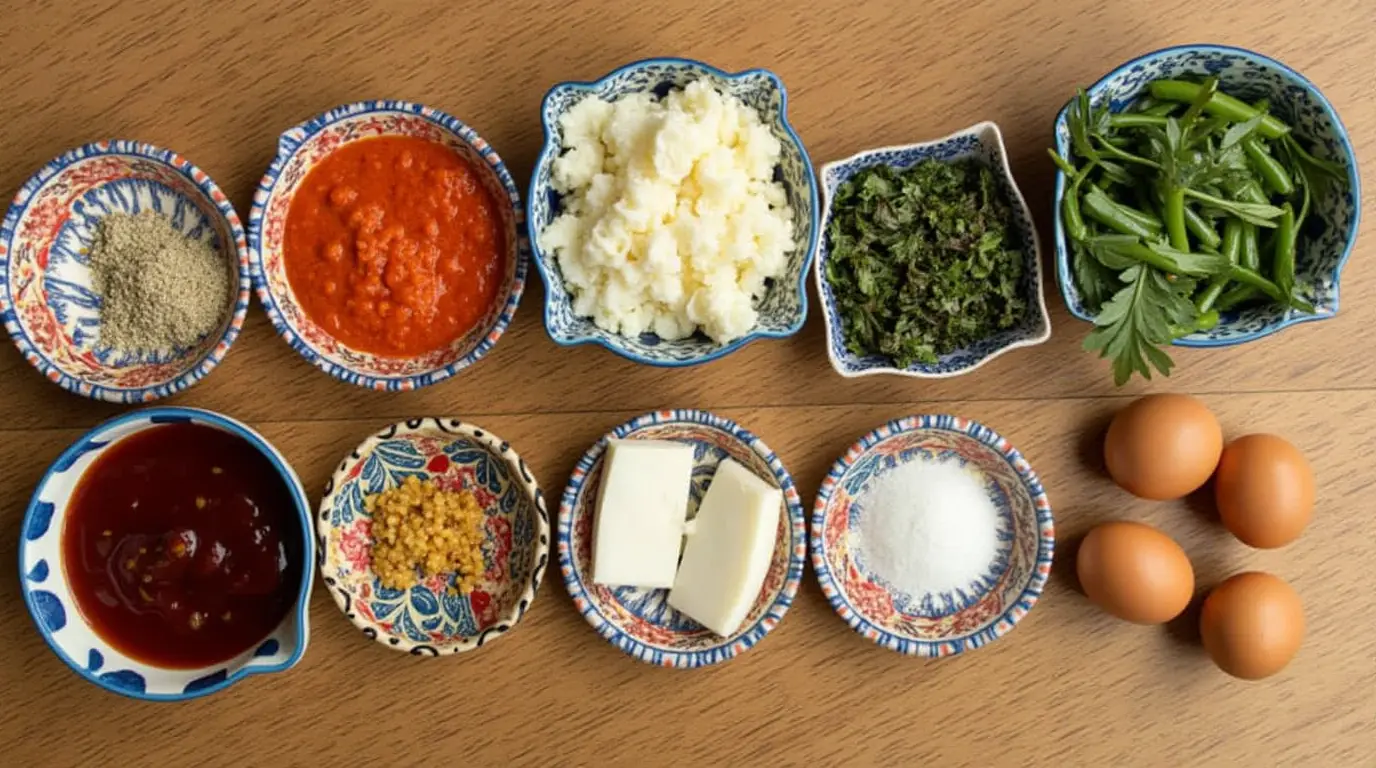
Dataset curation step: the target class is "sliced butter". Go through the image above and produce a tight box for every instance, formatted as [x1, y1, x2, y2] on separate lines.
[668, 458, 782, 636]
[591, 439, 694, 588]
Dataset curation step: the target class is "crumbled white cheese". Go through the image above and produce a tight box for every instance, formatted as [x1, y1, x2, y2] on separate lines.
[539, 80, 796, 344]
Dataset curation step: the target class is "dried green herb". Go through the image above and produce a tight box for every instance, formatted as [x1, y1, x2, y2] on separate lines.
[823, 159, 1027, 368]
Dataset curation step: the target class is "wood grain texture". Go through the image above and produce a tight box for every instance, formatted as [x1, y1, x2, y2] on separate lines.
[1, 1, 1372, 766]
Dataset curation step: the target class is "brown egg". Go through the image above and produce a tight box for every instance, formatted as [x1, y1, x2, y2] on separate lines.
[1200, 571, 1304, 680]
[1076, 521, 1194, 624]
[1104, 394, 1222, 500]
[1215, 434, 1314, 548]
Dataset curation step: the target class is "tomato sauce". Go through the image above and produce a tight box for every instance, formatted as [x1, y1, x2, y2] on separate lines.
[62, 423, 303, 669]
[282, 135, 507, 357]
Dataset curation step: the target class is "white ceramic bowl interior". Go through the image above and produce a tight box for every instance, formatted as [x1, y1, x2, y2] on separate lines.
[19, 407, 314, 701]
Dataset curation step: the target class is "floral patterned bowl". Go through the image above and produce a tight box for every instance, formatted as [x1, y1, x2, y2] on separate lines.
[0, 141, 250, 402]
[249, 100, 529, 391]
[1053, 44, 1361, 347]
[20, 407, 313, 700]
[528, 57, 819, 366]
[318, 418, 550, 655]
[811, 415, 1054, 657]
[815, 122, 1051, 378]
[558, 409, 806, 668]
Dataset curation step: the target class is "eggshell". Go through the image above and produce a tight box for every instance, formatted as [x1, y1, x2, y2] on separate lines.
[1076, 521, 1194, 624]
[1104, 394, 1222, 500]
[1215, 434, 1314, 549]
[1200, 571, 1304, 680]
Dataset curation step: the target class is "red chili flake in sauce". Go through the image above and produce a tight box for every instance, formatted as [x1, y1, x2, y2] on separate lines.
[282, 135, 507, 357]
[62, 423, 303, 668]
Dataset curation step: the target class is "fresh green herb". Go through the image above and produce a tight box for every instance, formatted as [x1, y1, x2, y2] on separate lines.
[824, 159, 1027, 368]
[1053, 79, 1344, 385]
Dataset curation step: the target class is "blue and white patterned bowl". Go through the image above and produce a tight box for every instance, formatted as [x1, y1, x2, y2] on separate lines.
[1053, 44, 1362, 346]
[19, 407, 314, 700]
[249, 101, 528, 391]
[816, 122, 1052, 378]
[811, 415, 1054, 657]
[558, 410, 806, 667]
[0, 141, 250, 402]
[318, 418, 549, 655]
[528, 58, 819, 366]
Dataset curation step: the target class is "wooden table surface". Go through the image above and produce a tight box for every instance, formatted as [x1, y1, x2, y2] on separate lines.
[2, 1, 1373, 765]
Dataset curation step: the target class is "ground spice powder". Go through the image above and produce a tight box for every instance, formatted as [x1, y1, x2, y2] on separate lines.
[88, 210, 230, 354]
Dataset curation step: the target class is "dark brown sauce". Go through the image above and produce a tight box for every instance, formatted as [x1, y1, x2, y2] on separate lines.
[62, 422, 303, 668]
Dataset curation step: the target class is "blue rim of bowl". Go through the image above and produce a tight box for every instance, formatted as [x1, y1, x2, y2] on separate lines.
[813, 121, 1053, 378]
[526, 57, 820, 367]
[557, 408, 807, 667]
[810, 414, 1055, 657]
[18, 406, 314, 702]
[1051, 43, 1363, 348]
[247, 100, 529, 390]
[316, 417, 551, 655]
[0, 140, 251, 403]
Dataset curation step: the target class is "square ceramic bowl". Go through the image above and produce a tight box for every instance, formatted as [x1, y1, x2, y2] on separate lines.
[527, 57, 819, 366]
[317, 418, 550, 655]
[249, 100, 528, 391]
[811, 414, 1054, 657]
[19, 407, 314, 700]
[558, 409, 806, 668]
[1053, 44, 1361, 346]
[0, 141, 250, 402]
[815, 122, 1052, 378]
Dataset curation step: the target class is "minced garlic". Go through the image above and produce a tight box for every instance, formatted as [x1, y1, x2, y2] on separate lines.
[366, 475, 485, 595]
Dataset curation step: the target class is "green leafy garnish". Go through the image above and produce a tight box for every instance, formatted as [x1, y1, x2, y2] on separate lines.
[1054, 79, 1334, 385]
[1084, 264, 1197, 385]
[824, 159, 1027, 368]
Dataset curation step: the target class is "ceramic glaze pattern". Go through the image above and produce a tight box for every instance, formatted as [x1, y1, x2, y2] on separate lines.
[318, 418, 550, 655]
[814, 123, 1052, 378]
[18, 407, 313, 700]
[0, 141, 250, 402]
[558, 410, 806, 667]
[527, 58, 819, 366]
[810, 415, 1054, 657]
[249, 101, 529, 390]
[1052, 44, 1361, 347]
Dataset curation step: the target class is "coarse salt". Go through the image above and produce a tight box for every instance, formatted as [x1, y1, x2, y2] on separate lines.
[850, 457, 1003, 600]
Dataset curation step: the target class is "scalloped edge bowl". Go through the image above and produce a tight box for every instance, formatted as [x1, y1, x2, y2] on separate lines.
[527, 57, 819, 367]
[19, 407, 313, 700]
[815, 122, 1052, 378]
[1052, 43, 1361, 347]
[317, 418, 550, 655]
[248, 100, 528, 390]
[0, 140, 250, 402]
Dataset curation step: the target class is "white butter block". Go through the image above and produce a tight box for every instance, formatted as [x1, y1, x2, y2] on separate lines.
[591, 439, 694, 588]
[668, 458, 782, 636]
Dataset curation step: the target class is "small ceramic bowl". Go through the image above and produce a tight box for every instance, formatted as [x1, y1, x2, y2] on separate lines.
[559, 409, 806, 668]
[318, 418, 550, 655]
[1053, 44, 1361, 346]
[19, 407, 314, 700]
[249, 100, 528, 391]
[811, 414, 1054, 657]
[528, 57, 819, 366]
[0, 141, 250, 402]
[815, 122, 1052, 378]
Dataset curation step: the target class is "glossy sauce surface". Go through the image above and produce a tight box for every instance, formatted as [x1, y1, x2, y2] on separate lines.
[63, 423, 304, 668]
[283, 135, 507, 357]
